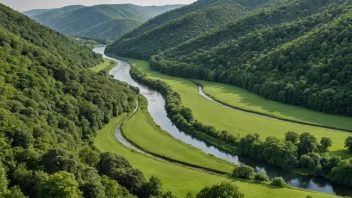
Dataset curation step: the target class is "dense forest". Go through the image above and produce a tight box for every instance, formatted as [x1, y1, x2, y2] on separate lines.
[25, 4, 183, 40]
[0, 4, 178, 197]
[106, 0, 288, 59]
[148, 0, 352, 116]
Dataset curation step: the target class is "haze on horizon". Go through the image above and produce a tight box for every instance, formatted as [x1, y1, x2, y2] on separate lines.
[0, 0, 196, 12]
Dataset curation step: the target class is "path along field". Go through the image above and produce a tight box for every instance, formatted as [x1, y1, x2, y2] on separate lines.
[122, 57, 352, 159]
[94, 113, 337, 198]
[194, 80, 352, 132]
[122, 97, 234, 173]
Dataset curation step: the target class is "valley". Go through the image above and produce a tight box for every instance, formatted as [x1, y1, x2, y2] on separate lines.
[1, 0, 352, 197]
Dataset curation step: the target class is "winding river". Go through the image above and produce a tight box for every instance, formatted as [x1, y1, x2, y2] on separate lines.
[93, 47, 352, 197]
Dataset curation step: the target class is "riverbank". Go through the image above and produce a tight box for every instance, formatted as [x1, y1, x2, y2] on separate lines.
[93, 47, 351, 196]
[122, 95, 235, 173]
[94, 110, 338, 198]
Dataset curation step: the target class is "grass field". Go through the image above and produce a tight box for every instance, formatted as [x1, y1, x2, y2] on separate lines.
[90, 58, 114, 72]
[194, 79, 352, 131]
[94, 113, 337, 198]
[122, 97, 235, 173]
[122, 57, 352, 159]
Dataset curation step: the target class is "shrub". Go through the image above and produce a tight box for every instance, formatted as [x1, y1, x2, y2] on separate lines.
[232, 164, 255, 180]
[254, 172, 269, 182]
[271, 177, 288, 187]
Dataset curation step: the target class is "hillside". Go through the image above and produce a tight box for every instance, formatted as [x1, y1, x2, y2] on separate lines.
[29, 4, 183, 40]
[106, 0, 287, 59]
[22, 8, 55, 18]
[0, 3, 157, 198]
[149, 0, 352, 116]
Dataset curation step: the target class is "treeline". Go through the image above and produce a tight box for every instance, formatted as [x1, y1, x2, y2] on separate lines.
[130, 63, 352, 187]
[150, 0, 352, 116]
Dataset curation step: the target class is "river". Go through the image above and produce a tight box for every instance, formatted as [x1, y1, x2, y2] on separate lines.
[93, 46, 352, 196]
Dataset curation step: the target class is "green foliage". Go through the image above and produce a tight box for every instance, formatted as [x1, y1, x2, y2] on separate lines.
[319, 137, 333, 152]
[107, 0, 287, 59]
[148, 0, 352, 116]
[344, 137, 352, 152]
[195, 182, 244, 198]
[254, 172, 270, 182]
[38, 171, 82, 198]
[298, 133, 318, 155]
[271, 177, 288, 187]
[285, 131, 300, 144]
[232, 164, 255, 179]
[29, 4, 183, 40]
[0, 4, 151, 198]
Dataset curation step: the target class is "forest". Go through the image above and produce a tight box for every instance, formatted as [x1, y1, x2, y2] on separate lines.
[106, 0, 289, 59]
[148, 0, 352, 116]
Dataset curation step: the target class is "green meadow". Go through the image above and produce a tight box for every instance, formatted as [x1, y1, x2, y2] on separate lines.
[122, 97, 234, 173]
[89, 58, 114, 72]
[94, 113, 337, 198]
[194, 80, 352, 131]
[122, 57, 352, 159]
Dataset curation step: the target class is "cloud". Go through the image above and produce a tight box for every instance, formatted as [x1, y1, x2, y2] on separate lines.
[0, 0, 195, 11]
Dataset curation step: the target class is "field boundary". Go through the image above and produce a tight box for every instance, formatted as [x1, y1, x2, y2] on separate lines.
[190, 80, 352, 133]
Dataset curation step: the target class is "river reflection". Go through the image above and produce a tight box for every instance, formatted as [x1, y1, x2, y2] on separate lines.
[93, 47, 352, 196]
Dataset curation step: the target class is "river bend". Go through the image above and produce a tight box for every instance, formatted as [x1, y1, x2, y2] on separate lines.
[93, 46, 352, 196]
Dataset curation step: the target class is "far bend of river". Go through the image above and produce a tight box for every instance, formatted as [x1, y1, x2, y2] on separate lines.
[93, 46, 352, 197]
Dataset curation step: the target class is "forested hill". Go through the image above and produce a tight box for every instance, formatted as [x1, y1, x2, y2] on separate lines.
[22, 8, 55, 18]
[0, 4, 155, 197]
[105, 0, 287, 59]
[150, 0, 352, 116]
[27, 4, 183, 40]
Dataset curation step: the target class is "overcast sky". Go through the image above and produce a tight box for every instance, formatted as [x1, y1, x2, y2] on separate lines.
[0, 0, 196, 12]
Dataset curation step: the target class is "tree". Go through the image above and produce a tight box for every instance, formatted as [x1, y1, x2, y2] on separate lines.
[232, 164, 255, 179]
[38, 171, 83, 198]
[99, 152, 131, 175]
[344, 137, 352, 152]
[40, 148, 79, 174]
[142, 176, 163, 198]
[79, 146, 100, 167]
[0, 163, 8, 196]
[196, 182, 244, 198]
[285, 131, 299, 144]
[271, 177, 287, 187]
[298, 132, 318, 155]
[319, 137, 332, 152]
[300, 155, 315, 169]
[254, 172, 269, 182]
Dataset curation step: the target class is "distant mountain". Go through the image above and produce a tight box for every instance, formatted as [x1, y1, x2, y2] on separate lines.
[149, 0, 352, 116]
[106, 0, 287, 59]
[28, 4, 183, 40]
[22, 8, 56, 18]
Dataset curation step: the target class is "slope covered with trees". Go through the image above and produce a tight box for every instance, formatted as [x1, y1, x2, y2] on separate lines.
[22, 8, 55, 18]
[106, 0, 288, 59]
[149, 0, 352, 116]
[0, 4, 177, 198]
[28, 4, 183, 40]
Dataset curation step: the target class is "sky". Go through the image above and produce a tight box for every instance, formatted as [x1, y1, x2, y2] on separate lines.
[0, 0, 196, 12]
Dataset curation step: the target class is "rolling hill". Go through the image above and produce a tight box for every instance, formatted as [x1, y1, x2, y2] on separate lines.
[27, 4, 183, 40]
[106, 0, 288, 59]
[22, 8, 55, 18]
[149, 0, 352, 116]
[0, 3, 145, 197]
